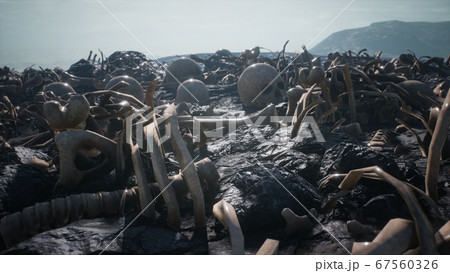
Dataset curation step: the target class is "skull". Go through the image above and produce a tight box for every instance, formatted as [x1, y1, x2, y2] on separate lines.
[176, 79, 210, 105]
[105, 75, 144, 102]
[237, 63, 285, 107]
[163, 58, 203, 93]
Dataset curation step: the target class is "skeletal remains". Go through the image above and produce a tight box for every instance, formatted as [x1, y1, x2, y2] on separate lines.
[0, 45, 449, 254]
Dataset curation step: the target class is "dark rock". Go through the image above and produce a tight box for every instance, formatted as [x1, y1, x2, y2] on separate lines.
[271, 149, 322, 184]
[319, 142, 400, 179]
[362, 194, 411, 225]
[0, 146, 57, 217]
[215, 153, 321, 232]
[296, 220, 353, 255]
[2, 216, 196, 254]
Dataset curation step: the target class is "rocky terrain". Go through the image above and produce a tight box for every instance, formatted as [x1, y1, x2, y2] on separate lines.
[0, 46, 449, 254]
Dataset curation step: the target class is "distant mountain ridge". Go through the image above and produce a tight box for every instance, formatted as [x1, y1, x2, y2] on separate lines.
[311, 20, 450, 58]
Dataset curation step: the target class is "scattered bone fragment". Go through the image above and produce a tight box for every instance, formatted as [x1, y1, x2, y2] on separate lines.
[346, 220, 375, 239]
[213, 200, 244, 255]
[256, 239, 279, 255]
[281, 208, 313, 236]
[352, 218, 417, 255]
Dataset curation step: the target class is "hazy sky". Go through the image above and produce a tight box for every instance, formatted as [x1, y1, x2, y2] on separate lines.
[0, 0, 449, 70]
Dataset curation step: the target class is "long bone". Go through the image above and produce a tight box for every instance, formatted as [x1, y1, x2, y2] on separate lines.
[0, 187, 138, 248]
[352, 218, 417, 255]
[404, 221, 450, 254]
[337, 166, 438, 254]
[55, 130, 117, 191]
[425, 90, 450, 200]
[256, 239, 279, 255]
[212, 200, 244, 255]
[125, 123, 155, 219]
[146, 122, 180, 229]
[0, 157, 220, 249]
[291, 94, 325, 138]
[164, 104, 206, 228]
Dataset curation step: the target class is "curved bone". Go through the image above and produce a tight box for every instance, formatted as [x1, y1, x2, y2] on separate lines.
[147, 123, 180, 229]
[256, 238, 279, 255]
[338, 166, 438, 254]
[164, 104, 206, 228]
[281, 208, 313, 236]
[212, 200, 244, 255]
[127, 134, 155, 219]
[194, 157, 220, 192]
[285, 87, 306, 116]
[43, 95, 90, 130]
[346, 220, 374, 239]
[291, 95, 324, 138]
[51, 197, 69, 228]
[404, 221, 450, 254]
[0, 187, 138, 248]
[425, 90, 450, 200]
[329, 117, 346, 133]
[352, 218, 417, 255]
[55, 130, 117, 190]
[341, 64, 357, 123]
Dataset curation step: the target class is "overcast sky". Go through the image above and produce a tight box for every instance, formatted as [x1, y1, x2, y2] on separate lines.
[0, 0, 449, 70]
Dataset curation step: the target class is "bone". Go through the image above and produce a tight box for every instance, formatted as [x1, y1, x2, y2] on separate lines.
[105, 75, 144, 102]
[237, 63, 285, 107]
[176, 79, 210, 105]
[213, 200, 244, 255]
[341, 64, 357, 123]
[164, 104, 206, 228]
[285, 86, 307, 116]
[43, 94, 90, 130]
[352, 218, 417, 255]
[329, 118, 346, 133]
[35, 201, 53, 231]
[256, 238, 279, 255]
[55, 130, 117, 190]
[130, 144, 155, 219]
[83, 192, 104, 218]
[0, 188, 139, 248]
[0, 212, 23, 248]
[291, 90, 325, 138]
[425, 90, 450, 200]
[404, 220, 450, 254]
[346, 220, 375, 239]
[338, 166, 438, 254]
[163, 58, 203, 92]
[147, 123, 181, 230]
[51, 197, 69, 228]
[281, 208, 313, 236]
[194, 157, 220, 192]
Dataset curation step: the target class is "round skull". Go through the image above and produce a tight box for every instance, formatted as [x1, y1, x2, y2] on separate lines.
[164, 58, 202, 92]
[176, 79, 209, 105]
[105, 75, 144, 102]
[237, 63, 285, 107]
[43, 82, 76, 97]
